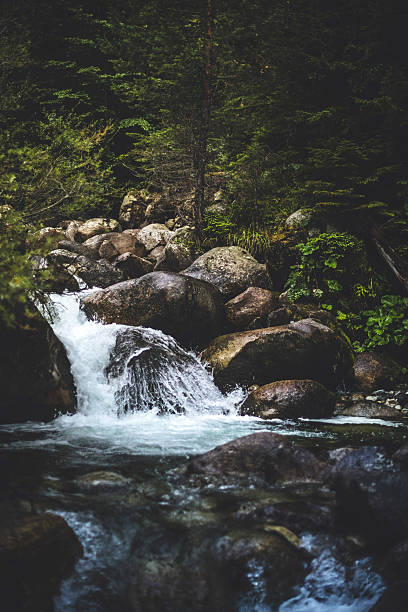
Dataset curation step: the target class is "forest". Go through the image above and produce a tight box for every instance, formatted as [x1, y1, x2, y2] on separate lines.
[1, 1, 408, 610]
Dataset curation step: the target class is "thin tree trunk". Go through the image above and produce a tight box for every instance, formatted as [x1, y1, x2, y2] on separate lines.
[194, 0, 213, 233]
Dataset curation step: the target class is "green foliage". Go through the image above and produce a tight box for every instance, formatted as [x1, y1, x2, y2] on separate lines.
[286, 232, 379, 310]
[0, 207, 49, 327]
[358, 295, 408, 352]
[0, 114, 118, 222]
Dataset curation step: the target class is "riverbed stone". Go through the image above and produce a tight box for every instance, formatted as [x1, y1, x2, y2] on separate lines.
[81, 271, 225, 347]
[240, 379, 336, 419]
[225, 287, 279, 330]
[183, 246, 270, 300]
[0, 310, 76, 423]
[119, 191, 146, 229]
[0, 513, 82, 611]
[353, 351, 405, 392]
[76, 217, 121, 242]
[99, 232, 147, 261]
[136, 223, 174, 252]
[57, 239, 100, 260]
[201, 318, 353, 390]
[115, 253, 154, 279]
[337, 400, 402, 420]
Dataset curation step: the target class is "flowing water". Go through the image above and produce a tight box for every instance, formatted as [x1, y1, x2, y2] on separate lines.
[1, 288, 406, 610]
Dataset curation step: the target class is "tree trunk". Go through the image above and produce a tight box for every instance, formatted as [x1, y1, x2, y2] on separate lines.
[194, 0, 213, 233]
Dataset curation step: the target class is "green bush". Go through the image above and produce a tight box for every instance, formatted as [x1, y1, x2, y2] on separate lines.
[359, 295, 408, 352]
[0, 207, 49, 327]
[285, 232, 379, 310]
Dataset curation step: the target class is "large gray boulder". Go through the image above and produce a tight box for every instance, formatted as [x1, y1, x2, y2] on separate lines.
[47, 249, 123, 288]
[183, 246, 270, 300]
[201, 318, 353, 390]
[81, 271, 225, 347]
[136, 223, 174, 253]
[0, 312, 76, 423]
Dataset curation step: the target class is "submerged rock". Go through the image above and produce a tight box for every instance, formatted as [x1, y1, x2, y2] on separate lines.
[0, 513, 82, 611]
[202, 318, 353, 390]
[240, 379, 336, 419]
[81, 271, 225, 347]
[183, 246, 270, 300]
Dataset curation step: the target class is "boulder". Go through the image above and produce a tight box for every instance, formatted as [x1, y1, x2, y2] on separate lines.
[225, 287, 279, 330]
[285, 208, 313, 231]
[98, 232, 147, 261]
[136, 223, 174, 252]
[353, 351, 405, 392]
[240, 379, 336, 419]
[0, 513, 82, 611]
[64, 220, 82, 242]
[115, 253, 154, 279]
[48, 250, 123, 288]
[0, 312, 76, 423]
[74, 471, 129, 491]
[27, 226, 66, 251]
[202, 318, 353, 390]
[119, 191, 146, 229]
[81, 271, 225, 347]
[186, 432, 327, 485]
[76, 217, 121, 242]
[82, 232, 120, 255]
[183, 246, 270, 300]
[338, 400, 402, 420]
[393, 443, 408, 469]
[154, 241, 193, 272]
[57, 239, 99, 260]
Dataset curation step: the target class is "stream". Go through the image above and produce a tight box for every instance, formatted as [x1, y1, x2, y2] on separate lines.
[1, 288, 407, 610]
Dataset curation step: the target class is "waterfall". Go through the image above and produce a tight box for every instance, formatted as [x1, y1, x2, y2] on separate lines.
[50, 289, 243, 418]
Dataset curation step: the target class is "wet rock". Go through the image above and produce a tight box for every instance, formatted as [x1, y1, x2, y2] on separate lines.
[330, 446, 408, 548]
[184, 246, 270, 300]
[76, 217, 121, 242]
[353, 351, 405, 392]
[128, 525, 305, 612]
[81, 271, 225, 347]
[115, 253, 154, 279]
[99, 232, 147, 261]
[240, 379, 336, 419]
[0, 513, 82, 611]
[119, 191, 146, 229]
[202, 318, 353, 390]
[186, 432, 328, 486]
[43, 265, 80, 293]
[225, 287, 279, 330]
[137, 223, 174, 252]
[0, 311, 76, 423]
[337, 400, 402, 420]
[66, 255, 124, 288]
[75, 471, 129, 491]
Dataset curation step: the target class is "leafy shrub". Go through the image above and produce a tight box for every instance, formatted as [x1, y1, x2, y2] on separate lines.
[0, 207, 49, 327]
[359, 295, 408, 351]
[285, 232, 379, 310]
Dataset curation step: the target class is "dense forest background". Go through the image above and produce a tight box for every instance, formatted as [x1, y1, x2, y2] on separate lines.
[1, 0, 408, 353]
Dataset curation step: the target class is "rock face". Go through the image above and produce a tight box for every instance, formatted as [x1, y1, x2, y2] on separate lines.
[186, 432, 327, 485]
[202, 318, 353, 390]
[81, 271, 225, 347]
[240, 379, 336, 419]
[0, 313, 76, 423]
[353, 351, 405, 391]
[0, 513, 82, 611]
[225, 287, 279, 330]
[183, 246, 270, 300]
[76, 217, 121, 242]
